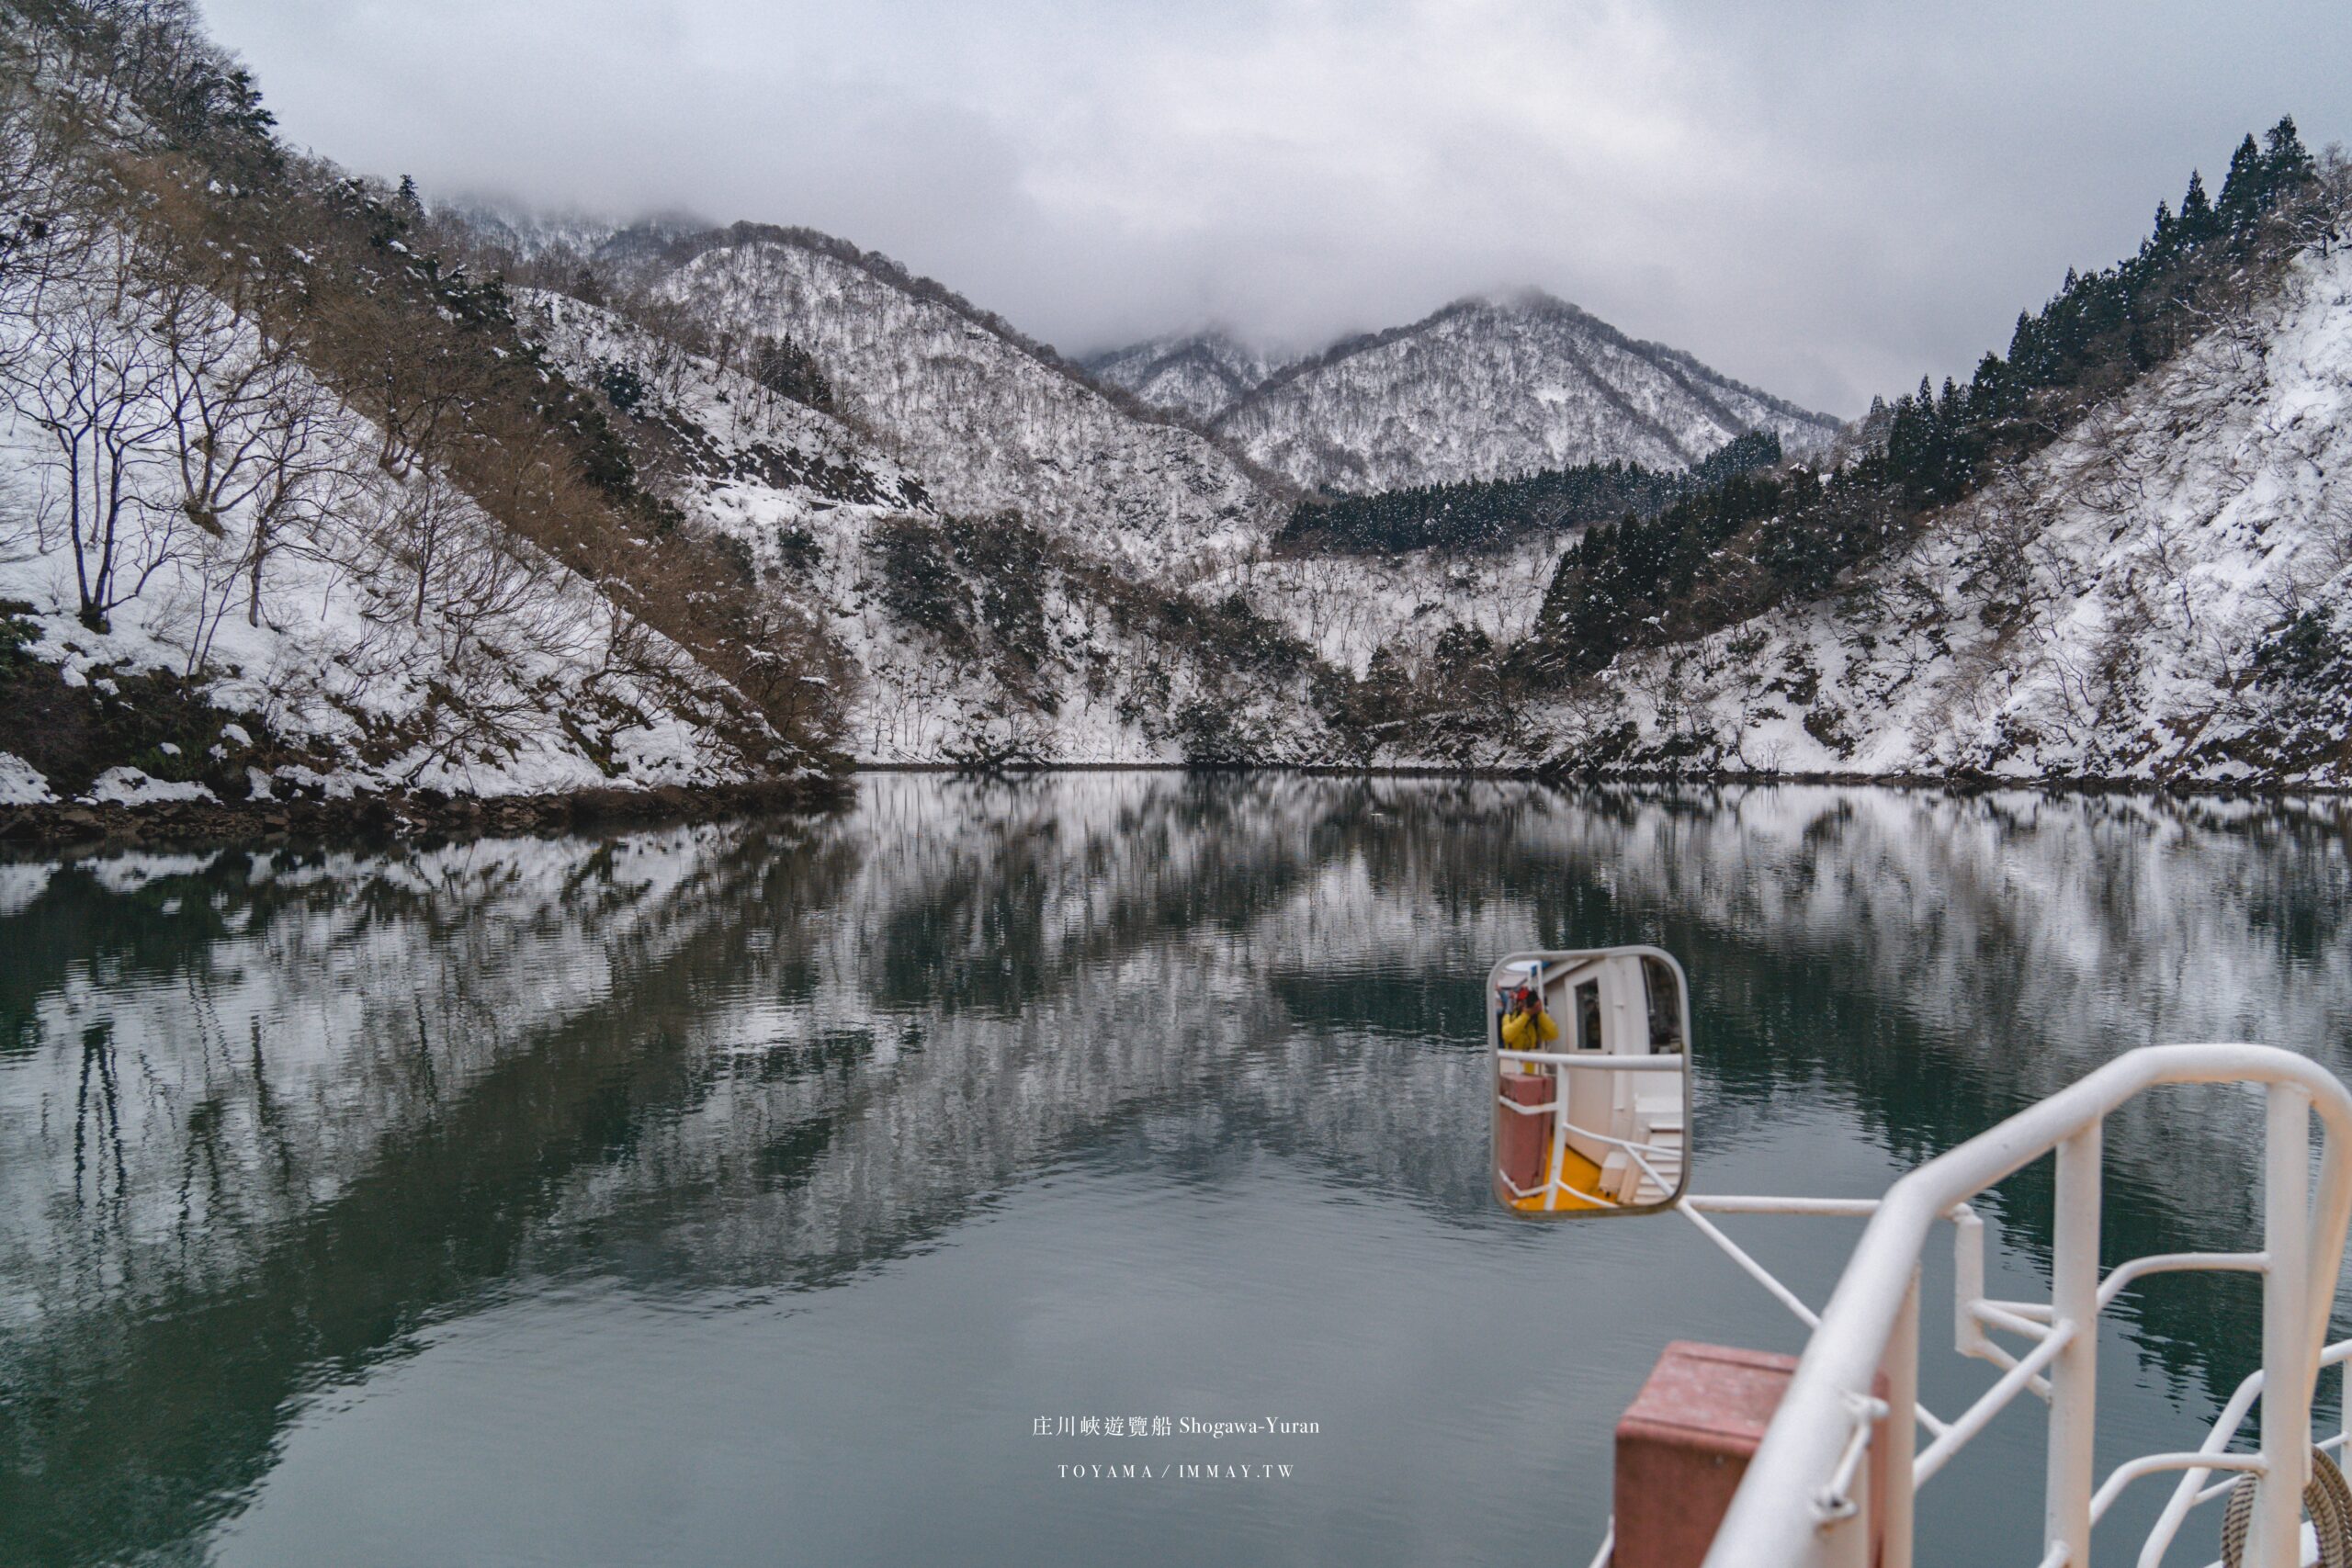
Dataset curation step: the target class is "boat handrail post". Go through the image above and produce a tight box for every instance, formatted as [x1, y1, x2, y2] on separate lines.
[2257, 1079, 2317, 1568]
[1951, 1203, 1991, 1362]
[1883, 1269, 1919, 1568]
[2043, 1122, 2101, 1568]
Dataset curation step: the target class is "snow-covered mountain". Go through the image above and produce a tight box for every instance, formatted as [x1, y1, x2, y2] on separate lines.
[1084, 330, 1288, 423]
[1214, 290, 1841, 493]
[0, 21, 843, 816]
[520, 290, 1354, 765]
[10, 0, 2346, 800]
[432, 203, 707, 267]
[466, 183, 2352, 784]
[1540, 236, 2352, 787]
[646, 231, 1283, 568]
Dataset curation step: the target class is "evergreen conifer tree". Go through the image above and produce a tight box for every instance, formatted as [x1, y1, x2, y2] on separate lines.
[1524, 118, 2326, 681]
[2219, 134, 2266, 229]
[2181, 170, 2215, 239]
[1972, 353, 2007, 418]
[2264, 115, 2315, 189]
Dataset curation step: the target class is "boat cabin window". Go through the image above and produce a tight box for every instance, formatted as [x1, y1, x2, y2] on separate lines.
[1642, 956, 1683, 1053]
[1574, 980, 1603, 1051]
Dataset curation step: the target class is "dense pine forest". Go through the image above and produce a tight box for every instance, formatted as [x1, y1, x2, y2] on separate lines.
[1276, 432, 1782, 554]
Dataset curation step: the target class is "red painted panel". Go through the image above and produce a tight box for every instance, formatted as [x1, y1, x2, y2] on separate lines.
[1614, 1342, 1794, 1568]
[1613, 1341, 1885, 1568]
[1498, 1071, 1554, 1196]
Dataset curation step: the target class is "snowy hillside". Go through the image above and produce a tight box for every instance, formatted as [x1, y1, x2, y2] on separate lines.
[650, 235, 1283, 568]
[520, 288, 930, 518]
[0, 248, 797, 812]
[515, 202, 2352, 784]
[434, 204, 707, 278]
[0, 6, 864, 824]
[1216, 290, 1840, 493]
[492, 227, 1607, 769]
[522, 291, 1366, 766]
[1543, 240, 2352, 786]
[1085, 330, 1288, 423]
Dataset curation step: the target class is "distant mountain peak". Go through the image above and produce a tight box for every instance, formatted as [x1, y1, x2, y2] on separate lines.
[1207, 289, 1838, 492]
[1085, 328, 1292, 423]
[1473, 284, 1577, 313]
[645, 231, 1277, 559]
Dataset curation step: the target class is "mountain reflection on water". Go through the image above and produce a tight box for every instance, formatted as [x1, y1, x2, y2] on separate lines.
[1, 775, 2348, 1567]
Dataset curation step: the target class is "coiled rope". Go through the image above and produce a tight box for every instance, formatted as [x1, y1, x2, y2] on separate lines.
[2222, 1447, 2352, 1568]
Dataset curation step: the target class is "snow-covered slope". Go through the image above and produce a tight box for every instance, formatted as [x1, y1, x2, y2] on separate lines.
[1542, 242, 2352, 787]
[1084, 330, 1287, 423]
[650, 234, 1282, 568]
[521, 288, 929, 518]
[501, 232, 1618, 769]
[492, 192, 2350, 784]
[523, 291, 1353, 766]
[1216, 290, 1839, 493]
[433, 202, 625, 259]
[0, 259, 795, 807]
[434, 204, 705, 272]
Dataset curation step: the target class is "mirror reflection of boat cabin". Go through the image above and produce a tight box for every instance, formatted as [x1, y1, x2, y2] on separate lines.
[1489, 947, 1690, 1216]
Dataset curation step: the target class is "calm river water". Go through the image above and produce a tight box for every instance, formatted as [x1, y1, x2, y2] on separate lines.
[4, 775, 2350, 1567]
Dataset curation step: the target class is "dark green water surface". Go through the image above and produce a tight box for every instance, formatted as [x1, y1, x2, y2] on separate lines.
[3, 776, 2349, 1566]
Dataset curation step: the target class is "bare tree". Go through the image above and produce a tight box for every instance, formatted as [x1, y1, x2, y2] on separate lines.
[303, 276, 493, 480]
[141, 270, 352, 642]
[2, 230, 185, 631]
[0, 59, 115, 332]
[388, 475, 469, 628]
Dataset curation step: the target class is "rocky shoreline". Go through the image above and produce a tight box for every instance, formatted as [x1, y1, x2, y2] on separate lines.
[7, 763, 2341, 857]
[0, 775, 854, 852]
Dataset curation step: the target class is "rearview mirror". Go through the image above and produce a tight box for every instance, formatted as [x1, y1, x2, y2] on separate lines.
[1490, 947, 1690, 1217]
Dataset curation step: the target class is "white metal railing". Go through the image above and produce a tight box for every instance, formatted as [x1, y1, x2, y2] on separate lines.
[1498, 1049, 1684, 1207]
[1670, 1045, 2352, 1568]
[2129, 1345, 2352, 1565]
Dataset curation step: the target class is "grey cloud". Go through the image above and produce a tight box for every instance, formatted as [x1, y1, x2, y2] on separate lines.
[203, 0, 2352, 416]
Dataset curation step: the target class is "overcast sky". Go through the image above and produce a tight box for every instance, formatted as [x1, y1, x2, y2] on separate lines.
[202, 0, 2352, 417]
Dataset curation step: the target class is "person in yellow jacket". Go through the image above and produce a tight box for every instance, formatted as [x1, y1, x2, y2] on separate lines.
[1499, 985, 1559, 1055]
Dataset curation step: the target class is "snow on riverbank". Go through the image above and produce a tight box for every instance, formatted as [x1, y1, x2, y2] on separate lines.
[0, 753, 54, 804]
